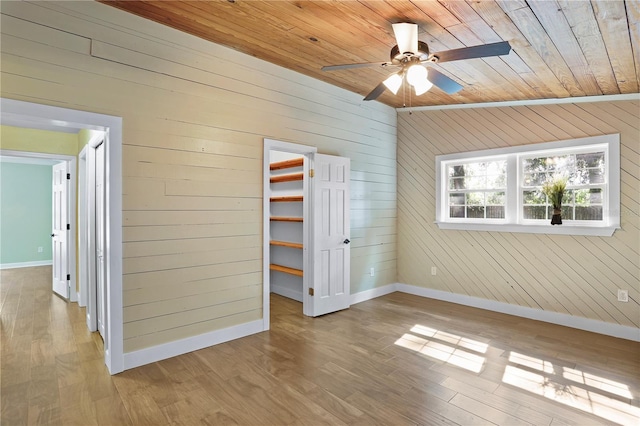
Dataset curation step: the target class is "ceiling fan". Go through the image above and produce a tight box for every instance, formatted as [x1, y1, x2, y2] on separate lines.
[322, 23, 511, 101]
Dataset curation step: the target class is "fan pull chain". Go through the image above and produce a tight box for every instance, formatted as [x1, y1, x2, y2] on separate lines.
[402, 79, 406, 108]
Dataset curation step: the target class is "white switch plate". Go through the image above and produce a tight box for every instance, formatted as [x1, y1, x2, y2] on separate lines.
[431, 267, 437, 276]
[370, 267, 375, 277]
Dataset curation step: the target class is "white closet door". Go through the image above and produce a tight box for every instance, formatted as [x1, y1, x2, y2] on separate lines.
[308, 153, 351, 317]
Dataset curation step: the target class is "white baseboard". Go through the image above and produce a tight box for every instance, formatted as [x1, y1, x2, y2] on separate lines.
[0, 260, 53, 270]
[351, 284, 396, 305]
[396, 283, 640, 342]
[122, 282, 638, 372]
[271, 285, 303, 302]
[123, 319, 264, 371]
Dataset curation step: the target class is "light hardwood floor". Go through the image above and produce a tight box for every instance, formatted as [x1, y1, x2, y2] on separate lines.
[2, 266, 638, 425]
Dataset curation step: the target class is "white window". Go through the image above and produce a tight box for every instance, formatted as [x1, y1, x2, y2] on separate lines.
[435, 134, 620, 236]
[446, 159, 507, 222]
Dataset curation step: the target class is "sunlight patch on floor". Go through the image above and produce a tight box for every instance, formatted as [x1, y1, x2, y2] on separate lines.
[503, 352, 638, 425]
[410, 325, 489, 354]
[395, 325, 487, 373]
[562, 367, 632, 399]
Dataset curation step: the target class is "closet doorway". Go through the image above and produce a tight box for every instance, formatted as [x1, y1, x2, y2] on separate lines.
[263, 139, 351, 327]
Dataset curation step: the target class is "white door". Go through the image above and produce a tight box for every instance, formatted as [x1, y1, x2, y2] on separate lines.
[307, 153, 351, 317]
[52, 162, 69, 299]
[95, 141, 106, 339]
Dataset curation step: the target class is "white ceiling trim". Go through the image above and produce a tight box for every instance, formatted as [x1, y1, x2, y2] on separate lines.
[397, 93, 640, 112]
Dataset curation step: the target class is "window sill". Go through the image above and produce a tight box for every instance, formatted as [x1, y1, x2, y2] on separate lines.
[435, 221, 618, 237]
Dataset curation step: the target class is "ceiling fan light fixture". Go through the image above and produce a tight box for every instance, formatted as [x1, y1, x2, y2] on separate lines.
[413, 78, 433, 96]
[406, 64, 427, 86]
[383, 73, 403, 95]
[392, 23, 418, 55]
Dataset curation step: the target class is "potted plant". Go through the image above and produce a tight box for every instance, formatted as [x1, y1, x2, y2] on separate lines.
[542, 176, 567, 225]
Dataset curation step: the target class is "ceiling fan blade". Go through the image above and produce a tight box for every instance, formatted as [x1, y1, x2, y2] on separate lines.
[363, 81, 387, 101]
[434, 41, 511, 63]
[427, 68, 463, 94]
[392, 23, 418, 55]
[322, 62, 392, 71]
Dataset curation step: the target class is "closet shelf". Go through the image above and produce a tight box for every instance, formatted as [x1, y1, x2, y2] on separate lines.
[270, 195, 303, 202]
[270, 240, 303, 249]
[270, 216, 303, 222]
[270, 172, 303, 183]
[270, 158, 303, 170]
[270, 264, 303, 277]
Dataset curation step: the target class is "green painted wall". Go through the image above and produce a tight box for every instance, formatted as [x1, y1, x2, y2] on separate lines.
[0, 125, 78, 155]
[0, 162, 53, 265]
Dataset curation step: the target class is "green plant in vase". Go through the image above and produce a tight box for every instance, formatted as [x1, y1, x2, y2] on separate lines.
[542, 176, 567, 225]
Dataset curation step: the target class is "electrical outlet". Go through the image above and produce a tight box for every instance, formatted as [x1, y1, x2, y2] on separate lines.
[431, 266, 437, 276]
[37, 246, 43, 253]
[617, 289, 629, 302]
[370, 267, 375, 277]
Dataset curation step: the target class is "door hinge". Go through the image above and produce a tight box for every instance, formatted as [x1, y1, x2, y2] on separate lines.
[67, 274, 71, 281]
[66, 223, 70, 230]
[308, 288, 314, 296]
[309, 169, 315, 178]
[66, 173, 71, 180]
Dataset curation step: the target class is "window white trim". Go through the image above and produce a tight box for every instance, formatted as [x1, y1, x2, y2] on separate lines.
[435, 134, 620, 237]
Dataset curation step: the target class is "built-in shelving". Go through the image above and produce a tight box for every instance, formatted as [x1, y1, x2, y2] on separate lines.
[270, 158, 304, 170]
[270, 216, 303, 222]
[269, 153, 304, 302]
[270, 263, 303, 277]
[270, 240, 303, 249]
[270, 195, 303, 202]
[270, 173, 303, 183]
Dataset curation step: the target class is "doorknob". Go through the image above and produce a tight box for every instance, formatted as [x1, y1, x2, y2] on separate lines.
[51, 233, 56, 237]
[343, 238, 350, 244]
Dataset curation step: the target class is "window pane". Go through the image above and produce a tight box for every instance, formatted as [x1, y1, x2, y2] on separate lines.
[449, 165, 466, 178]
[466, 192, 484, 205]
[576, 206, 603, 220]
[486, 206, 505, 219]
[467, 206, 485, 218]
[574, 188, 603, 205]
[449, 177, 465, 190]
[571, 168, 604, 185]
[576, 152, 604, 168]
[449, 193, 465, 206]
[486, 192, 505, 205]
[464, 176, 486, 189]
[523, 190, 545, 205]
[561, 206, 574, 221]
[487, 173, 506, 188]
[523, 157, 549, 173]
[523, 206, 547, 220]
[523, 172, 549, 186]
[450, 206, 465, 218]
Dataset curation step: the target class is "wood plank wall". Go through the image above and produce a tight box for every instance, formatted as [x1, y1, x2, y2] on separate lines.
[0, 1, 397, 352]
[397, 99, 639, 328]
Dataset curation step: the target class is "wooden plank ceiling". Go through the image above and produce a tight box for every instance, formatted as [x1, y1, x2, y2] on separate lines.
[103, 0, 639, 108]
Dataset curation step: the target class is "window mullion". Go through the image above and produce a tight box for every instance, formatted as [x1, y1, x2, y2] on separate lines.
[506, 155, 519, 224]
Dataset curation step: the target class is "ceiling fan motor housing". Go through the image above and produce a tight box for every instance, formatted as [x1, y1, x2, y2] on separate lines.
[390, 41, 431, 65]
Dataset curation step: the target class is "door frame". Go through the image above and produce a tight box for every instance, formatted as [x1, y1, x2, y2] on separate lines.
[1, 98, 124, 374]
[78, 130, 105, 332]
[263, 139, 316, 330]
[0, 149, 76, 301]
[78, 146, 88, 308]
